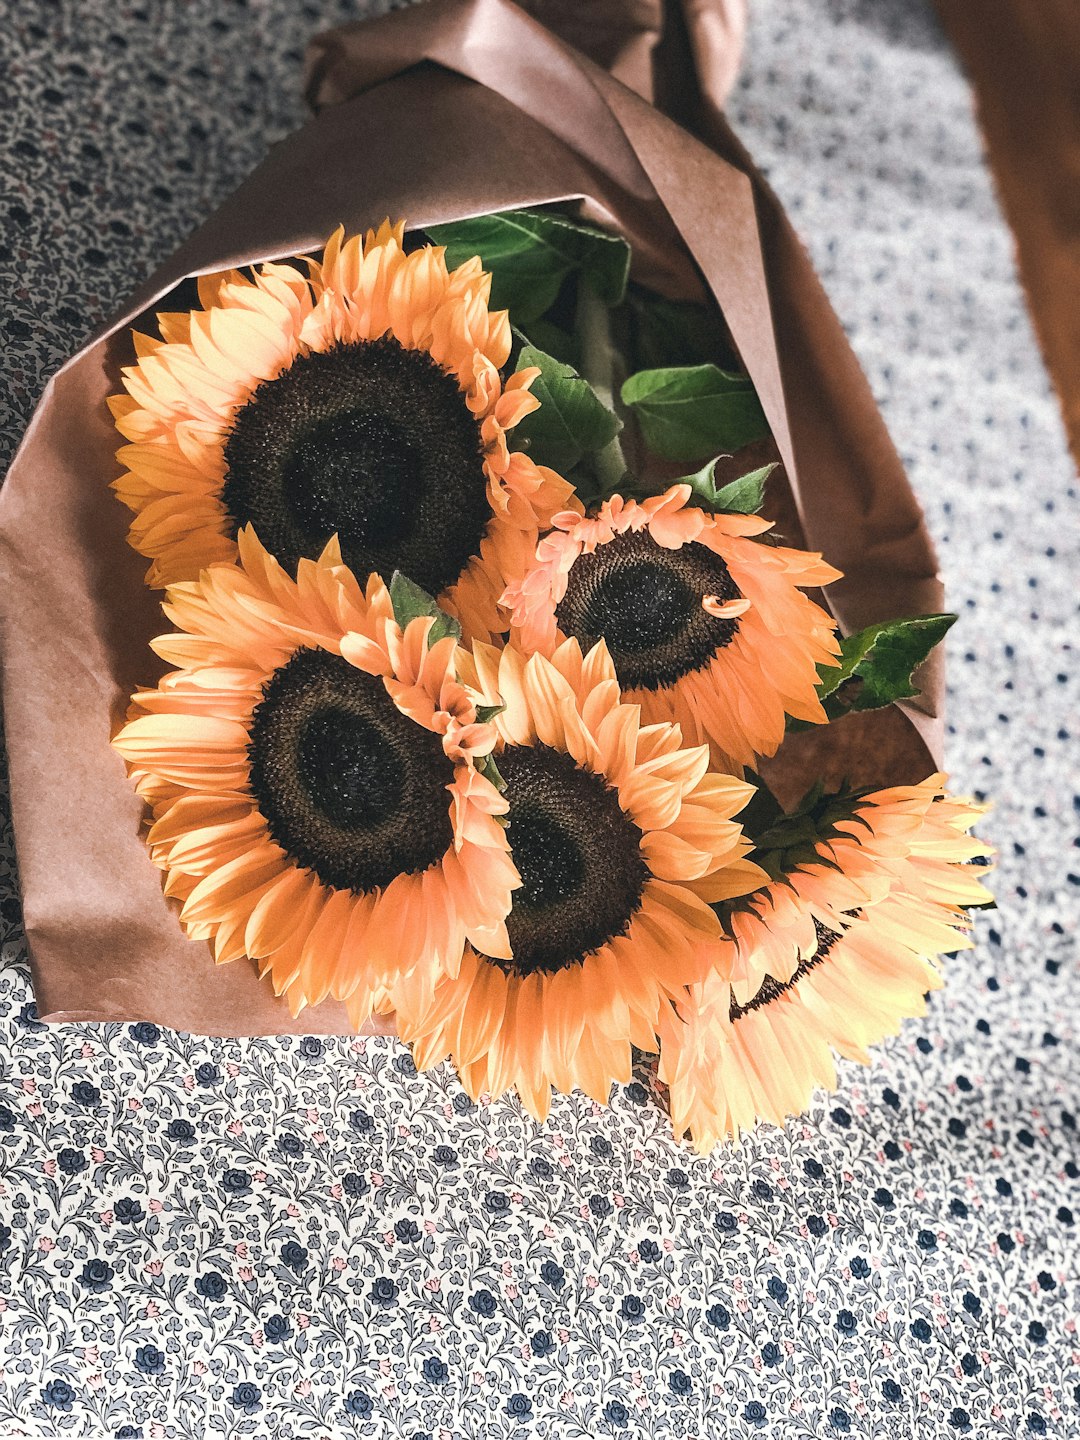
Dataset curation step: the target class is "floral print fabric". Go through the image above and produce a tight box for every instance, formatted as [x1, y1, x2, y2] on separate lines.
[1, 0, 1077, 1436]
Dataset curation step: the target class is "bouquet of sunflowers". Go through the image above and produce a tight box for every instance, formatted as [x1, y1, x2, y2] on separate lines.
[105, 210, 991, 1151]
[0, 1, 991, 1151]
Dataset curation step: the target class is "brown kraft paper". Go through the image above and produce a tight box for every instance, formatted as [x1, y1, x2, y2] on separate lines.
[0, 0, 944, 1035]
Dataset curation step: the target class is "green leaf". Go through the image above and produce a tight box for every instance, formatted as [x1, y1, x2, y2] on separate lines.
[621, 364, 770, 463]
[516, 317, 579, 368]
[427, 208, 631, 323]
[818, 614, 957, 718]
[513, 345, 621, 473]
[388, 572, 462, 646]
[675, 459, 776, 514]
[625, 288, 738, 372]
[478, 753, 507, 795]
[475, 703, 506, 726]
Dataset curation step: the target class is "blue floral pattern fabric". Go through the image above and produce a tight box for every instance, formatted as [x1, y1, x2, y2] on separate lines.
[1, 1, 1078, 1437]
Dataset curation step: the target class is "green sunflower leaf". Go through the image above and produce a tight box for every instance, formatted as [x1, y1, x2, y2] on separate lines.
[427, 208, 631, 323]
[478, 752, 508, 795]
[675, 458, 777, 514]
[388, 572, 462, 647]
[621, 364, 770, 463]
[625, 289, 738, 372]
[475, 703, 506, 726]
[512, 344, 622, 474]
[817, 613, 958, 717]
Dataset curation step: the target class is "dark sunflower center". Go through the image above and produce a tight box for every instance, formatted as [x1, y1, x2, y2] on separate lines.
[247, 648, 454, 893]
[223, 338, 490, 596]
[491, 745, 649, 977]
[729, 920, 843, 1022]
[554, 530, 744, 690]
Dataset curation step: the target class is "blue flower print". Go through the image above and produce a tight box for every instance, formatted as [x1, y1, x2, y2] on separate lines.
[506, 1392, 533, 1420]
[344, 1390, 373, 1418]
[194, 1063, 220, 1087]
[530, 1330, 555, 1357]
[114, 1197, 144, 1225]
[42, 1379, 76, 1410]
[134, 1345, 165, 1376]
[17, 1001, 45, 1031]
[744, 1401, 767, 1428]
[71, 1081, 100, 1107]
[221, 1168, 251, 1195]
[619, 1295, 646, 1322]
[669, 1370, 692, 1396]
[638, 1238, 661, 1263]
[394, 1219, 421, 1244]
[421, 1357, 448, 1384]
[57, 1147, 86, 1175]
[343, 1171, 367, 1197]
[469, 1290, 497, 1319]
[79, 1259, 114, 1292]
[166, 1119, 195, 1143]
[281, 1242, 308, 1273]
[195, 1271, 227, 1300]
[370, 1277, 398, 1308]
[263, 1315, 291, 1343]
[604, 1400, 629, 1428]
[130, 1022, 160, 1045]
[230, 1382, 261, 1414]
[540, 1260, 565, 1290]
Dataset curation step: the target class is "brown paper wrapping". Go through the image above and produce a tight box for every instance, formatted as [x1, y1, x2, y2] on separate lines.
[933, 0, 1080, 471]
[0, 0, 943, 1035]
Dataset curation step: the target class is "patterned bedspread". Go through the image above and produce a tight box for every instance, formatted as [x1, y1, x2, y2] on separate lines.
[1, 2, 1076, 1435]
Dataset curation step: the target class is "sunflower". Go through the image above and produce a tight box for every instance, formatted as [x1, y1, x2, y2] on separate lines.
[657, 775, 992, 1150]
[393, 637, 767, 1119]
[112, 527, 518, 1023]
[501, 483, 842, 770]
[109, 221, 578, 639]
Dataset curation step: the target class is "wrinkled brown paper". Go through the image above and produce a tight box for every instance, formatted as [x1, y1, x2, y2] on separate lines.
[0, 0, 943, 1034]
